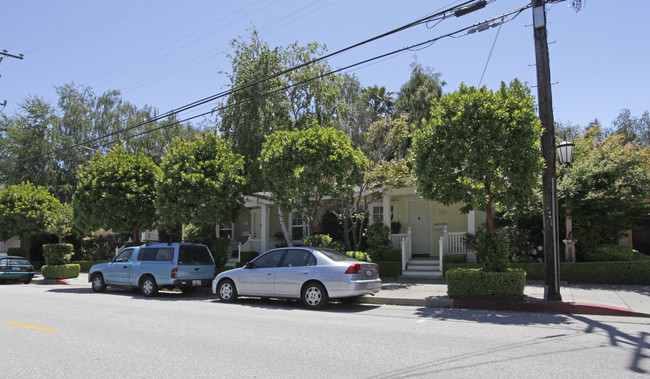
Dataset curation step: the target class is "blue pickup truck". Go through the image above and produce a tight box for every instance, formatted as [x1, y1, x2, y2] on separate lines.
[88, 242, 216, 297]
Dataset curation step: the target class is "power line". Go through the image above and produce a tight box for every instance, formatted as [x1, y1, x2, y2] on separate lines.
[15, 0, 509, 163]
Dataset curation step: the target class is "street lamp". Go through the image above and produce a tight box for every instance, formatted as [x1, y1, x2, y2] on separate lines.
[556, 136, 576, 263]
[556, 136, 575, 166]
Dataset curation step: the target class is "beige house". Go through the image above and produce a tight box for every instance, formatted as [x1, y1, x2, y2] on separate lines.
[220, 187, 485, 278]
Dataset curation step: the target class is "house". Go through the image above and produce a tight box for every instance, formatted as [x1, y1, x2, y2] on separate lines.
[220, 186, 485, 278]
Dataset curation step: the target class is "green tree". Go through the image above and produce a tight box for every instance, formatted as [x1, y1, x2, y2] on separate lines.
[558, 126, 650, 248]
[0, 182, 63, 241]
[363, 85, 394, 123]
[608, 108, 650, 145]
[412, 80, 543, 230]
[260, 124, 368, 246]
[73, 145, 160, 241]
[47, 203, 74, 242]
[395, 62, 445, 127]
[156, 131, 247, 232]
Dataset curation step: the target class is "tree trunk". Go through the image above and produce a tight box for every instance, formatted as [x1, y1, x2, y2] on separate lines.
[277, 205, 292, 247]
[133, 229, 140, 243]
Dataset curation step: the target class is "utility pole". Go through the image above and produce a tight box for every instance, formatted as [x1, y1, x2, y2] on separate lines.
[1, 49, 24, 114]
[532, 0, 561, 301]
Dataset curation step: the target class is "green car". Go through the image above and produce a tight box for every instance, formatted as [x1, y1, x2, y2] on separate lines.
[0, 256, 35, 284]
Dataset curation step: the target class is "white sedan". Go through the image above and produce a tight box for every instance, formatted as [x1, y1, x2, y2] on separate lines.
[212, 247, 381, 309]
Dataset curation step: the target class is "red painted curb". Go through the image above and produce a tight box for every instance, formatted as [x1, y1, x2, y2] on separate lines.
[55, 279, 69, 285]
[452, 299, 650, 318]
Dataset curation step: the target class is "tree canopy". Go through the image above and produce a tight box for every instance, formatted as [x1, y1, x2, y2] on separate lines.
[73, 145, 160, 241]
[0, 182, 63, 241]
[260, 124, 368, 245]
[156, 131, 247, 230]
[558, 126, 650, 247]
[412, 79, 543, 230]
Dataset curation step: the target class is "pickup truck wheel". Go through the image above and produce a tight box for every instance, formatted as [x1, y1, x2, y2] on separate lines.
[140, 275, 158, 297]
[91, 274, 106, 293]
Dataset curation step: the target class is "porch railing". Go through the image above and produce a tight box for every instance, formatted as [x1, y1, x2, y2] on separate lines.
[446, 232, 467, 254]
[237, 237, 262, 262]
[391, 228, 411, 272]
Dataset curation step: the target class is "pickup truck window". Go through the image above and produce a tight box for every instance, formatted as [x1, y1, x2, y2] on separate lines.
[178, 245, 213, 265]
[114, 249, 134, 262]
[138, 247, 174, 261]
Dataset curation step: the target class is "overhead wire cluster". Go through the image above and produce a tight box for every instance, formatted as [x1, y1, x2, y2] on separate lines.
[17, 0, 531, 163]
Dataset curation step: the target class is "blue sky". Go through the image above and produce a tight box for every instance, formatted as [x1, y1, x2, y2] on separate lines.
[1, 0, 648, 130]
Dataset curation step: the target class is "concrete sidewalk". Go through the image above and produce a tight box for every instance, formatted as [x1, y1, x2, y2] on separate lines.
[32, 272, 650, 318]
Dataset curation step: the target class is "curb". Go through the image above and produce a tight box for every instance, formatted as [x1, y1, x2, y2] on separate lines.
[452, 299, 650, 318]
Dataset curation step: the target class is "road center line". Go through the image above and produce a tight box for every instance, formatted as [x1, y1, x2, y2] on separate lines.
[5, 321, 57, 333]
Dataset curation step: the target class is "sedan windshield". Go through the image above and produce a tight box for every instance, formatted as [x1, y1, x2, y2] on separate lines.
[316, 248, 357, 262]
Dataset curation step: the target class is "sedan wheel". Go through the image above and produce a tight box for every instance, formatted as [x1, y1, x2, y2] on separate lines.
[218, 279, 237, 302]
[302, 282, 329, 309]
[91, 274, 106, 293]
[140, 276, 158, 297]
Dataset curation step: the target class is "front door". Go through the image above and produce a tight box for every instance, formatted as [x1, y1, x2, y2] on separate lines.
[408, 201, 431, 256]
[251, 208, 262, 240]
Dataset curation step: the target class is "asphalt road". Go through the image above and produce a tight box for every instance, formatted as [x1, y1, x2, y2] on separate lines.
[1, 283, 648, 378]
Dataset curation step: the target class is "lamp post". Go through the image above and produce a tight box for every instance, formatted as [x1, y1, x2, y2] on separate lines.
[556, 136, 576, 261]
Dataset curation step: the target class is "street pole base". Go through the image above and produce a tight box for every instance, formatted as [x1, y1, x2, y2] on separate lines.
[544, 287, 562, 302]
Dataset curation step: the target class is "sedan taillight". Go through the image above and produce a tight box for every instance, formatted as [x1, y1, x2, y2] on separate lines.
[28, 266, 34, 272]
[376, 263, 379, 275]
[171, 267, 178, 279]
[344, 263, 361, 274]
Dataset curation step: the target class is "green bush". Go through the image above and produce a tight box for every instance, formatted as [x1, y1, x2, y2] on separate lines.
[183, 223, 212, 242]
[475, 228, 510, 272]
[443, 254, 467, 265]
[42, 264, 81, 279]
[72, 260, 109, 272]
[203, 238, 231, 268]
[365, 223, 391, 262]
[581, 244, 639, 262]
[446, 268, 526, 298]
[390, 221, 402, 234]
[376, 261, 401, 278]
[345, 251, 371, 262]
[303, 234, 345, 252]
[43, 243, 74, 265]
[81, 230, 126, 261]
[444, 261, 650, 285]
[7, 247, 30, 258]
[382, 249, 402, 264]
[239, 251, 259, 263]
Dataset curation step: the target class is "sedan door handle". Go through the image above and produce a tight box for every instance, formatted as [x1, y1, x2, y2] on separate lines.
[123, 266, 128, 269]
[302, 271, 309, 274]
[267, 272, 272, 275]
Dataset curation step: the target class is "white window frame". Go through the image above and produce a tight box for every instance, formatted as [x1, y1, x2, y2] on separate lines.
[217, 223, 234, 239]
[368, 201, 395, 225]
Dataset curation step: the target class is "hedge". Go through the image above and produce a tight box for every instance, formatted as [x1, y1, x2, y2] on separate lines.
[376, 261, 401, 278]
[444, 261, 650, 285]
[443, 254, 467, 265]
[7, 247, 30, 258]
[42, 264, 81, 279]
[346, 251, 371, 262]
[239, 251, 259, 263]
[43, 243, 74, 265]
[446, 268, 526, 298]
[72, 260, 109, 272]
[383, 249, 402, 265]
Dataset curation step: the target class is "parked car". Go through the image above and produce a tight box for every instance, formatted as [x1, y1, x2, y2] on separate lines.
[0, 256, 35, 284]
[212, 247, 381, 309]
[89, 242, 216, 297]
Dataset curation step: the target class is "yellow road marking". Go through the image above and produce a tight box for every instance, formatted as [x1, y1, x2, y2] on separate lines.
[5, 321, 57, 333]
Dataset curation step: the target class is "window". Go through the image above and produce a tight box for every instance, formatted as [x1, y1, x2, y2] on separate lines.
[114, 249, 133, 262]
[138, 248, 174, 262]
[281, 249, 316, 267]
[291, 215, 305, 241]
[218, 223, 233, 239]
[251, 250, 285, 268]
[178, 245, 213, 265]
[370, 203, 395, 224]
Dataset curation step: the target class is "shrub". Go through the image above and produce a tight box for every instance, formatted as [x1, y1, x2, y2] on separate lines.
[72, 260, 109, 272]
[7, 247, 30, 258]
[390, 221, 402, 234]
[81, 230, 126, 261]
[204, 238, 231, 268]
[376, 261, 401, 278]
[183, 223, 212, 242]
[43, 243, 74, 265]
[475, 228, 510, 272]
[239, 251, 259, 263]
[365, 223, 391, 262]
[443, 261, 650, 285]
[42, 264, 81, 279]
[382, 249, 402, 264]
[303, 234, 345, 252]
[345, 251, 371, 262]
[580, 244, 639, 262]
[446, 268, 526, 298]
[443, 254, 467, 265]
